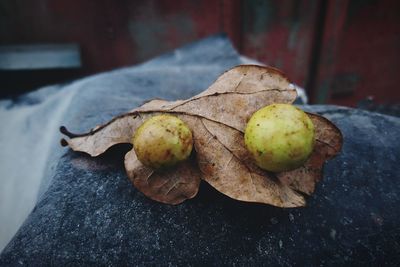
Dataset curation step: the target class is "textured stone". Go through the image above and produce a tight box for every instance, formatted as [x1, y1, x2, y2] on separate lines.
[0, 34, 244, 251]
[1, 36, 400, 266]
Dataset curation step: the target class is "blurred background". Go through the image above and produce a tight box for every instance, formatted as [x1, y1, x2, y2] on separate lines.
[0, 0, 399, 110]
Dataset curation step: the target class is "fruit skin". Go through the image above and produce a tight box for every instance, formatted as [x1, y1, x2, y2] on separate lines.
[244, 104, 315, 172]
[133, 115, 193, 169]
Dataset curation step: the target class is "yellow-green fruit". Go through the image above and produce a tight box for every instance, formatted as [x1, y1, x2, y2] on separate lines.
[133, 115, 193, 169]
[244, 104, 315, 172]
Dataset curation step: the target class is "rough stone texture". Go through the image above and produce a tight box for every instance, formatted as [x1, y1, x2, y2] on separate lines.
[0, 34, 244, 252]
[1, 36, 400, 266]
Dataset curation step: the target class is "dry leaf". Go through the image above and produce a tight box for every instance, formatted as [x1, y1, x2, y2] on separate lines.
[135, 65, 296, 132]
[60, 65, 342, 207]
[125, 149, 201, 205]
[193, 117, 305, 207]
[200, 113, 342, 206]
[276, 114, 343, 195]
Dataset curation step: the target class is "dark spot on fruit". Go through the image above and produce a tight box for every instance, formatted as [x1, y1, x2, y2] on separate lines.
[164, 149, 172, 160]
[289, 147, 303, 159]
[285, 131, 299, 136]
[301, 119, 310, 129]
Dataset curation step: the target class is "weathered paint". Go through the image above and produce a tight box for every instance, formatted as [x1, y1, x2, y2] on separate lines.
[0, 0, 222, 74]
[1, 0, 399, 105]
[309, 0, 349, 104]
[311, 0, 400, 105]
[241, 0, 319, 88]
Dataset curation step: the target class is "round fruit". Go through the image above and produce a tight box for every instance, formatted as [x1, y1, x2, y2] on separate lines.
[133, 115, 193, 169]
[244, 104, 315, 172]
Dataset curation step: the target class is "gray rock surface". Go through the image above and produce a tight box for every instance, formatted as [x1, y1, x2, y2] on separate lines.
[1, 35, 400, 266]
[0, 34, 244, 252]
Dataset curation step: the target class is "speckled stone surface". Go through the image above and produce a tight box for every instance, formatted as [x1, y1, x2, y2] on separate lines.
[1, 36, 400, 266]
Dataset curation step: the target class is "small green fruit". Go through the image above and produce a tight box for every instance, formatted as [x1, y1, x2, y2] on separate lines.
[133, 115, 193, 169]
[244, 104, 315, 172]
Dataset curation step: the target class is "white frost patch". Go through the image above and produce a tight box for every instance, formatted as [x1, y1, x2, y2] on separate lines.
[0, 85, 77, 252]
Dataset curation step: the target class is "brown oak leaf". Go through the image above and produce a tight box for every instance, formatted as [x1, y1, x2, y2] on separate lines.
[60, 65, 342, 206]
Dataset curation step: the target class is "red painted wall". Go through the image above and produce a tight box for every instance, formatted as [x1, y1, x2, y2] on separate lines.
[309, 0, 400, 105]
[1, 0, 399, 105]
[0, 0, 223, 74]
[240, 0, 319, 88]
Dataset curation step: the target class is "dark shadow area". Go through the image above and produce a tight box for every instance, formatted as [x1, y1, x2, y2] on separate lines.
[0, 69, 81, 98]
